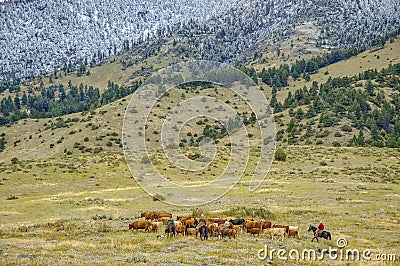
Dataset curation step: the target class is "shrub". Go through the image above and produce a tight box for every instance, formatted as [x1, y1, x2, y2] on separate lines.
[332, 141, 341, 147]
[152, 194, 166, 201]
[341, 125, 352, 132]
[11, 157, 20, 164]
[222, 206, 274, 220]
[191, 208, 211, 218]
[334, 132, 342, 137]
[274, 148, 287, 162]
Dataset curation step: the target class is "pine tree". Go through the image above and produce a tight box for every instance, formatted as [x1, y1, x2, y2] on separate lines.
[0, 136, 6, 152]
[357, 129, 365, 146]
[21, 92, 27, 106]
[365, 80, 375, 96]
[14, 96, 21, 110]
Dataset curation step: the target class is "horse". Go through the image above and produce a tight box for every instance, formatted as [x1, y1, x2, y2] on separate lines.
[308, 225, 331, 242]
[165, 224, 176, 238]
[196, 225, 209, 241]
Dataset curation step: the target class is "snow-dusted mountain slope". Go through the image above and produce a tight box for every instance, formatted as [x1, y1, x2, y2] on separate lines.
[0, 0, 399, 79]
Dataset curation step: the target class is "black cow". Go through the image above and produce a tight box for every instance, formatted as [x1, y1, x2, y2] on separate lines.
[229, 218, 245, 225]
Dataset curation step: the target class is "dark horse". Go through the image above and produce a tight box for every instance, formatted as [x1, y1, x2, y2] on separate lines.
[196, 225, 209, 241]
[165, 224, 176, 238]
[308, 225, 331, 242]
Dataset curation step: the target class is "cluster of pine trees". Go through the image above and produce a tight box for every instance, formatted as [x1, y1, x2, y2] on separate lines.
[241, 45, 364, 88]
[0, 80, 141, 126]
[273, 63, 400, 147]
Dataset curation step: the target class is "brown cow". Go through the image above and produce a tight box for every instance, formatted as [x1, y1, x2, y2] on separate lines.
[207, 218, 226, 225]
[232, 225, 242, 234]
[288, 226, 299, 239]
[141, 212, 158, 221]
[150, 223, 158, 233]
[157, 212, 172, 218]
[183, 218, 197, 227]
[218, 228, 236, 239]
[129, 221, 152, 232]
[261, 221, 272, 229]
[177, 215, 193, 222]
[185, 227, 196, 236]
[175, 225, 186, 236]
[247, 227, 261, 237]
[243, 221, 262, 230]
[151, 222, 163, 232]
[208, 223, 219, 237]
[173, 220, 182, 226]
[158, 217, 170, 224]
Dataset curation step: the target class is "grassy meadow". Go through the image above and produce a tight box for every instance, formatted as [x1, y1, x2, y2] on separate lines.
[1, 145, 399, 265]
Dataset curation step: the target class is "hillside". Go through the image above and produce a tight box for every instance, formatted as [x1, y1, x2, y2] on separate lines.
[1, 37, 400, 163]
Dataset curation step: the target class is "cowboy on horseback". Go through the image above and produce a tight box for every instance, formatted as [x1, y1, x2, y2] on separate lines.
[223, 220, 231, 229]
[167, 217, 174, 226]
[196, 214, 206, 231]
[165, 217, 176, 237]
[315, 221, 324, 237]
[195, 214, 209, 240]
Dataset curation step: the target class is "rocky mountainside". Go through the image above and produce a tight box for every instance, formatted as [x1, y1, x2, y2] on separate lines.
[1, 0, 399, 80]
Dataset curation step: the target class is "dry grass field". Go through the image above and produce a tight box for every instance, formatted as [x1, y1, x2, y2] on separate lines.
[0, 145, 399, 265]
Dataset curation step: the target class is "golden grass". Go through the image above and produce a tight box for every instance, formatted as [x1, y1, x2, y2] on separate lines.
[0, 145, 399, 265]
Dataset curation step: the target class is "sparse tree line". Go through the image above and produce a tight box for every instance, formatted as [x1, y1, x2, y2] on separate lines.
[0, 80, 141, 126]
[273, 63, 400, 147]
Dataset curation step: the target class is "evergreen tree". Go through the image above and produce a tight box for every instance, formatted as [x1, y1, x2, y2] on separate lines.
[365, 80, 375, 96]
[14, 96, 21, 110]
[21, 92, 27, 106]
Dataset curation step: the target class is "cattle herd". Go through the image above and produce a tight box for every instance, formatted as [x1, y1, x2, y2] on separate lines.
[128, 211, 300, 241]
